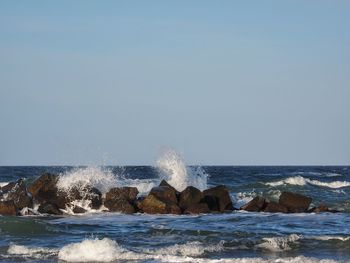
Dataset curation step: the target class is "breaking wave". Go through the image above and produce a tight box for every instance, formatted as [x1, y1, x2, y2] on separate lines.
[156, 148, 208, 191]
[7, 244, 57, 259]
[265, 176, 350, 189]
[256, 234, 301, 251]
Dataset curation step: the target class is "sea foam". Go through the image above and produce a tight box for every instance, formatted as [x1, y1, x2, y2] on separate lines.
[265, 176, 350, 189]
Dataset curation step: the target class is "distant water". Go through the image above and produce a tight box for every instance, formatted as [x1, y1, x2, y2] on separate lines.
[1, 166, 350, 263]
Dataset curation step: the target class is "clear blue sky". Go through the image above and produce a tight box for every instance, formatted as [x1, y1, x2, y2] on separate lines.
[1, 1, 349, 165]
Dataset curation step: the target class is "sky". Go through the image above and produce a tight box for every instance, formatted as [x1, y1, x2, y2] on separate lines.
[0, 1, 349, 165]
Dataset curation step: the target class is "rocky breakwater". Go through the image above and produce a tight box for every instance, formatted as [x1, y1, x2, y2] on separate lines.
[0, 173, 235, 216]
[240, 191, 338, 213]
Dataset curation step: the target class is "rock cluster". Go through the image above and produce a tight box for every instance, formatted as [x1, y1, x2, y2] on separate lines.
[0, 173, 337, 216]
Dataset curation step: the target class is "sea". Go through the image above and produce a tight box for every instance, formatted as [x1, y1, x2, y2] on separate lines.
[1, 162, 350, 262]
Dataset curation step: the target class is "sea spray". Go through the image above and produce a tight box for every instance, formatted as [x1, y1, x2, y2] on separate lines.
[155, 148, 208, 191]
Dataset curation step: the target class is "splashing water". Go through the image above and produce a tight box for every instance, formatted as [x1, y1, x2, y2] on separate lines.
[155, 148, 208, 191]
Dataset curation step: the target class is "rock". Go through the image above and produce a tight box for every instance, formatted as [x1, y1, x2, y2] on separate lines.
[203, 185, 234, 212]
[104, 187, 138, 213]
[38, 203, 62, 215]
[0, 200, 17, 215]
[201, 195, 219, 212]
[139, 195, 181, 214]
[149, 186, 178, 205]
[184, 203, 210, 214]
[279, 192, 312, 213]
[240, 196, 266, 212]
[308, 204, 336, 213]
[69, 187, 103, 210]
[28, 173, 68, 209]
[179, 186, 203, 210]
[0, 179, 32, 209]
[159, 180, 179, 194]
[263, 202, 288, 213]
[72, 206, 87, 214]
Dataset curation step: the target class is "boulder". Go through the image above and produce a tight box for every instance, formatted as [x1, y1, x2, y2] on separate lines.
[159, 180, 179, 194]
[279, 192, 312, 213]
[68, 187, 103, 209]
[139, 195, 181, 214]
[203, 185, 234, 212]
[104, 187, 138, 213]
[149, 186, 178, 204]
[201, 195, 219, 212]
[0, 200, 17, 216]
[38, 203, 62, 215]
[179, 186, 203, 210]
[263, 202, 288, 213]
[184, 203, 210, 214]
[240, 196, 266, 212]
[72, 206, 87, 214]
[28, 173, 68, 209]
[0, 179, 32, 209]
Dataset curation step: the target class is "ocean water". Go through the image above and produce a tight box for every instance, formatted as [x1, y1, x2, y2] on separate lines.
[1, 165, 350, 263]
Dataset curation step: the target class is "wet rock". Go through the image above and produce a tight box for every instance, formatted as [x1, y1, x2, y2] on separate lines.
[179, 186, 203, 210]
[72, 206, 87, 214]
[69, 187, 103, 210]
[159, 180, 179, 194]
[240, 196, 266, 212]
[0, 179, 32, 209]
[38, 203, 62, 215]
[201, 195, 219, 212]
[0, 200, 17, 215]
[279, 192, 312, 213]
[203, 185, 234, 212]
[184, 203, 210, 214]
[308, 204, 338, 213]
[149, 186, 178, 205]
[28, 173, 68, 209]
[139, 195, 181, 214]
[104, 187, 138, 213]
[263, 201, 288, 213]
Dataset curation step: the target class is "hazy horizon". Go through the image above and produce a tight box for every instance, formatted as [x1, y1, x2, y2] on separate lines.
[1, 1, 349, 166]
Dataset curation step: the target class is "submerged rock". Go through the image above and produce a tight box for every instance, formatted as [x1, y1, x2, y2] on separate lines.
[263, 201, 288, 213]
[179, 186, 203, 210]
[203, 185, 234, 212]
[279, 192, 312, 213]
[0, 200, 17, 216]
[104, 187, 139, 214]
[240, 196, 266, 212]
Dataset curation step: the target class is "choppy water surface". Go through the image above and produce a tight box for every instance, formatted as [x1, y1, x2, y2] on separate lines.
[1, 165, 350, 263]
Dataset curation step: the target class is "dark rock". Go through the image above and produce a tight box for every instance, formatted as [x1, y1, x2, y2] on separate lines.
[201, 195, 219, 211]
[179, 186, 203, 210]
[308, 204, 334, 213]
[203, 185, 234, 212]
[28, 173, 68, 209]
[159, 180, 179, 193]
[38, 203, 62, 215]
[184, 203, 210, 214]
[104, 187, 138, 213]
[72, 206, 87, 214]
[149, 186, 178, 204]
[0, 200, 17, 216]
[139, 195, 181, 214]
[263, 201, 288, 213]
[279, 192, 312, 213]
[1, 179, 32, 209]
[68, 187, 103, 209]
[240, 196, 266, 212]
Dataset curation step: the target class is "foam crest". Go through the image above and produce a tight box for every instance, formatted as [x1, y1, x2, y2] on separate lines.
[0, 182, 9, 187]
[265, 176, 350, 189]
[7, 244, 57, 259]
[58, 238, 144, 262]
[256, 234, 301, 251]
[156, 148, 208, 191]
[309, 236, 350, 241]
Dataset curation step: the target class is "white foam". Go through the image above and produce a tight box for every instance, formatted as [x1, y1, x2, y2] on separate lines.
[233, 191, 256, 208]
[256, 234, 301, 252]
[308, 236, 350, 242]
[265, 176, 350, 189]
[156, 148, 208, 191]
[58, 238, 146, 262]
[7, 244, 57, 259]
[0, 182, 9, 187]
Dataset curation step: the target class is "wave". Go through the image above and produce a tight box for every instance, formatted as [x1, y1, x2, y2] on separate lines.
[6, 238, 344, 263]
[256, 234, 301, 251]
[265, 176, 350, 189]
[307, 236, 350, 242]
[0, 182, 9, 187]
[156, 148, 208, 191]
